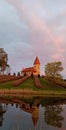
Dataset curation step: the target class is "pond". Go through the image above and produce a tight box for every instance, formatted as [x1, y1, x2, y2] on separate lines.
[0, 96, 66, 130]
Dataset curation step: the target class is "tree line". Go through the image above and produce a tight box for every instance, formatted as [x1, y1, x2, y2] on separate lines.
[0, 48, 64, 81]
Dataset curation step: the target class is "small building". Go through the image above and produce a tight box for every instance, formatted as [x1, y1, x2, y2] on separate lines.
[22, 56, 40, 76]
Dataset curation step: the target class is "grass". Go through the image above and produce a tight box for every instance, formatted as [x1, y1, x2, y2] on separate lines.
[0, 77, 36, 90]
[0, 77, 66, 95]
[19, 77, 36, 90]
[0, 81, 14, 89]
[39, 77, 66, 91]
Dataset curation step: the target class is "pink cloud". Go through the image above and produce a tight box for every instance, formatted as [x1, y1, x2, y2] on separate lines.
[7, 0, 66, 77]
[7, 0, 65, 49]
[52, 53, 63, 61]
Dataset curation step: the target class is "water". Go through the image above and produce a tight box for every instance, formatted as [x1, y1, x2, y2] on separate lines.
[0, 96, 66, 130]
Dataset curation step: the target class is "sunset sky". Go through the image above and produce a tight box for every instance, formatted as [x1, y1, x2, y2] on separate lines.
[0, 0, 66, 77]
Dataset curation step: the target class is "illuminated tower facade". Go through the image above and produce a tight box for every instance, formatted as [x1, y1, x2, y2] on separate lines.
[33, 56, 40, 76]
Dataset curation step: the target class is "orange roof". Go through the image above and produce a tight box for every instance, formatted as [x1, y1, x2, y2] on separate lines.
[33, 56, 40, 65]
[22, 67, 36, 73]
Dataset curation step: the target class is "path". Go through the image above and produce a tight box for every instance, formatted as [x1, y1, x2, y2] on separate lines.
[12, 75, 30, 87]
[33, 75, 42, 88]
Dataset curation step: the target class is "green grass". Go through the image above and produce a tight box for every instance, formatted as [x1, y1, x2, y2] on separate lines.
[19, 77, 37, 90]
[0, 81, 14, 89]
[0, 77, 36, 90]
[39, 77, 66, 92]
[0, 77, 66, 95]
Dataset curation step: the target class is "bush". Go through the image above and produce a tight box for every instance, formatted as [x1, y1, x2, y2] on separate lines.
[38, 74, 40, 77]
[13, 73, 16, 76]
[17, 72, 20, 76]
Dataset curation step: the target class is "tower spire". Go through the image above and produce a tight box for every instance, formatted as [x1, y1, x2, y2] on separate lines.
[33, 56, 40, 65]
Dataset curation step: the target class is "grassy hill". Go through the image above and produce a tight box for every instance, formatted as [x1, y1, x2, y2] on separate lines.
[0, 77, 66, 95]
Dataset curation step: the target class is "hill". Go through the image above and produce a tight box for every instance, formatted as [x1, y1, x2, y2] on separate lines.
[0, 77, 66, 96]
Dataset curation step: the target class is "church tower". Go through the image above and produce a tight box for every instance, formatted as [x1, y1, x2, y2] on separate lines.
[33, 56, 40, 76]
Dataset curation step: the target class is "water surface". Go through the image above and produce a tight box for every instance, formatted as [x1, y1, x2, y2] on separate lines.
[0, 96, 66, 130]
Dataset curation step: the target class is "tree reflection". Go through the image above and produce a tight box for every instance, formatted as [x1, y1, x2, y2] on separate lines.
[0, 104, 7, 127]
[0, 114, 3, 126]
[44, 105, 64, 128]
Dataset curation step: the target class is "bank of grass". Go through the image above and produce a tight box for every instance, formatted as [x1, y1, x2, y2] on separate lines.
[0, 77, 35, 89]
[39, 77, 66, 91]
[0, 77, 66, 95]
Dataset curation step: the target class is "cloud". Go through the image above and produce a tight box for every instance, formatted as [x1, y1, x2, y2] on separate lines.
[5, 1, 66, 46]
[0, 0, 66, 77]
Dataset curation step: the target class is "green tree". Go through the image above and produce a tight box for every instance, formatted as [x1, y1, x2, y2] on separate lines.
[45, 61, 63, 80]
[0, 48, 9, 75]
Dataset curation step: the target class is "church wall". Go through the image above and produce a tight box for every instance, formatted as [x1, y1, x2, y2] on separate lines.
[33, 64, 40, 76]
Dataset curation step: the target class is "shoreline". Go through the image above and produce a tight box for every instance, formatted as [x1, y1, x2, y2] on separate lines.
[0, 89, 66, 97]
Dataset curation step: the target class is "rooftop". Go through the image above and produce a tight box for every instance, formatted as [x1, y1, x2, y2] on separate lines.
[33, 56, 40, 65]
[22, 67, 36, 73]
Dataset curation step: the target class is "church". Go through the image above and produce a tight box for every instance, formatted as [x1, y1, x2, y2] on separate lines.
[22, 56, 40, 76]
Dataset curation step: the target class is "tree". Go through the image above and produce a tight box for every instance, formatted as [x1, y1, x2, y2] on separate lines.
[45, 61, 63, 80]
[0, 48, 8, 75]
[6, 64, 11, 75]
[13, 73, 16, 76]
[17, 72, 20, 76]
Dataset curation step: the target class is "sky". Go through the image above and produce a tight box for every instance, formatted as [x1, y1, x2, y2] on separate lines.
[0, 0, 66, 77]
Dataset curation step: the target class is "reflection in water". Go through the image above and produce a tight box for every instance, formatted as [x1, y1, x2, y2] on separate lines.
[44, 105, 64, 128]
[32, 106, 39, 129]
[0, 104, 7, 127]
[20, 103, 39, 129]
[0, 96, 66, 130]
